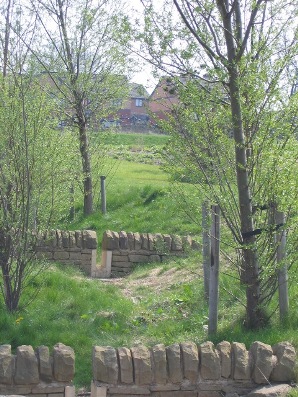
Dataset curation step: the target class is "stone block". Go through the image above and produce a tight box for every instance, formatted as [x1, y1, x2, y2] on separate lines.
[134, 233, 142, 251]
[150, 255, 161, 263]
[199, 392, 221, 397]
[69, 231, 76, 248]
[109, 386, 150, 394]
[200, 341, 220, 380]
[148, 233, 155, 251]
[65, 386, 76, 397]
[0, 384, 32, 394]
[182, 236, 192, 250]
[14, 345, 39, 385]
[119, 231, 128, 250]
[232, 342, 250, 380]
[181, 342, 199, 383]
[118, 347, 133, 384]
[250, 341, 273, 384]
[102, 231, 119, 250]
[216, 341, 231, 379]
[112, 262, 132, 269]
[54, 251, 70, 261]
[69, 252, 82, 261]
[141, 234, 149, 250]
[127, 232, 135, 250]
[31, 382, 66, 393]
[151, 392, 197, 397]
[83, 230, 98, 249]
[53, 343, 75, 382]
[62, 231, 70, 248]
[151, 344, 167, 385]
[163, 235, 172, 252]
[56, 230, 63, 248]
[166, 344, 182, 384]
[113, 255, 129, 263]
[36, 345, 53, 382]
[270, 342, 296, 382]
[91, 382, 107, 397]
[75, 230, 83, 248]
[150, 384, 180, 391]
[131, 345, 152, 385]
[171, 235, 183, 251]
[129, 254, 150, 263]
[93, 346, 118, 384]
[0, 344, 13, 384]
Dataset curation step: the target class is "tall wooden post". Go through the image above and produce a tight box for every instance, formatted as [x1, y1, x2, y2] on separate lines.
[276, 211, 289, 320]
[202, 201, 211, 301]
[100, 176, 106, 214]
[208, 205, 220, 336]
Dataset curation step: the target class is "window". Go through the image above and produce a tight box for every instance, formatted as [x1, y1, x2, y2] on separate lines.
[135, 98, 143, 107]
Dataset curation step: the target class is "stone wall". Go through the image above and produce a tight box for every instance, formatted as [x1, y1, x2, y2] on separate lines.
[91, 340, 296, 397]
[96, 231, 200, 278]
[0, 343, 75, 397]
[35, 230, 97, 277]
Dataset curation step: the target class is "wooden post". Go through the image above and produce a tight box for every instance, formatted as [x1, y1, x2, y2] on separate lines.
[276, 211, 289, 320]
[202, 201, 211, 301]
[208, 205, 220, 336]
[100, 176, 107, 214]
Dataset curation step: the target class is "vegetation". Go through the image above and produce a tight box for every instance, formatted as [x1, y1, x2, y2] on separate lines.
[0, 132, 297, 388]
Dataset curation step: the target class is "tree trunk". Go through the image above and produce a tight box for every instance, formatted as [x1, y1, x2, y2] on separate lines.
[78, 122, 93, 216]
[218, 1, 262, 328]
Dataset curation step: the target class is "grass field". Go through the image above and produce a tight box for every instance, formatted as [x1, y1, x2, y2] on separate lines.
[1, 131, 298, 389]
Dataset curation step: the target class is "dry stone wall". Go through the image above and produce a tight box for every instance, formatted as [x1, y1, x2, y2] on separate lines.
[91, 341, 296, 397]
[0, 343, 75, 397]
[96, 230, 200, 278]
[35, 230, 97, 277]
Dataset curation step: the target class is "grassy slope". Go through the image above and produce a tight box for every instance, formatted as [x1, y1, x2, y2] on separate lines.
[1, 131, 298, 388]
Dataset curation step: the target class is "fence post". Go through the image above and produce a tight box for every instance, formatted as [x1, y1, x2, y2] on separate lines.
[276, 211, 289, 320]
[208, 204, 220, 336]
[202, 201, 211, 301]
[100, 176, 107, 214]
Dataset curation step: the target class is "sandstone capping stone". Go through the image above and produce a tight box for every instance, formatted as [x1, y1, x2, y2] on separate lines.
[141, 234, 149, 250]
[75, 231, 83, 248]
[134, 233, 142, 251]
[127, 233, 135, 250]
[53, 344, 75, 382]
[93, 346, 118, 384]
[61, 231, 70, 248]
[117, 348, 133, 384]
[36, 346, 53, 382]
[250, 341, 273, 384]
[14, 345, 39, 385]
[232, 343, 250, 380]
[182, 236, 192, 250]
[216, 341, 231, 379]
[270, 342, 296, 382]
[180, 342, 199, 383]
[0, 345, 13, 385]
[166, 344, 183, 384]
[102, 231, 119, 250]
[154, 234, 165, 253]
[151, 344, 167, 385]
[148, 234, 155, 251]
[200, 341, 221, 380]
[163, 235, 172, 252]
[171, 235, 183, 251]
[131, 346, 152, 386]
[83, 230, 98, 249]
[119, 231, 128, 250]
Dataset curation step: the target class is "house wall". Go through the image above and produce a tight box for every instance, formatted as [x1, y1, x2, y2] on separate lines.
[91, 341, 296, 397]
[0, 343, 75, 397]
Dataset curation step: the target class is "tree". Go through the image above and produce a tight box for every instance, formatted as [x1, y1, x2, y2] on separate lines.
[137, 0, 298, 328]
[30, 0, 131, 216]
[0, 1, 76, 312]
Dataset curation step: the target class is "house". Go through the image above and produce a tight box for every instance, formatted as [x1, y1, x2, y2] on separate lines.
[116, 83, 150, 128]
